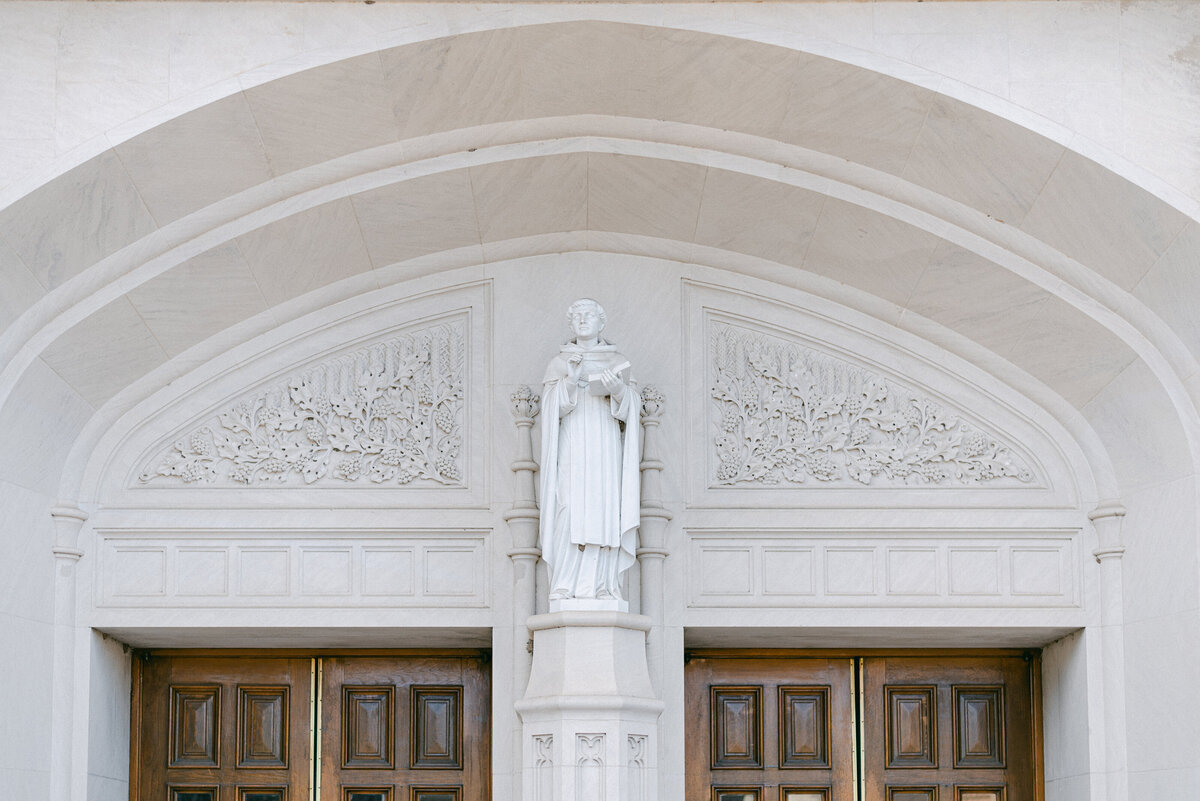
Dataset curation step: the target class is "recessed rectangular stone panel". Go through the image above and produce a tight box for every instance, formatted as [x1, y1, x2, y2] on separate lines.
[170, 686, 220, 767]
[762, 548, 814, 595]
[953, 687, 1005, 768]
[237, 686, 289, 768]
[300, 548, 352, 596]
[682, 529, 1081, 610]
[111, 547, 166, 596]
[825, 548, 874, 595]
[343, 686, 395, 769]
[177, 548, 228, 596]
[362, 547, 415, 596]
[1010, 548, 1062, 596]
[423, 547, 477, 596]
[700, 548, 753, 595]
[412, 686, 463, 769]
[887, 788, 938, 801]
[948, 549, 1000, 595]
[887, 549, 938, 596]
[238, 549, 289, 596]
[886, 686, 937, 768]
[779, 687, 830, 768]
[711, 687, 762, 769]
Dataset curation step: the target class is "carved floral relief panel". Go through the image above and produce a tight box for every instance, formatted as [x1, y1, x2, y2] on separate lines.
[708, 319, 1039, 489]
[139, 319, 466, 488]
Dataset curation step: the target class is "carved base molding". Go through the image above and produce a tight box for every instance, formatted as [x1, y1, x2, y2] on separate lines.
[515, 612, 663, 801]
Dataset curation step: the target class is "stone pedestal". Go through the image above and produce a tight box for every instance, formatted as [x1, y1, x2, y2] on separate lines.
[515, 610, 663, 801]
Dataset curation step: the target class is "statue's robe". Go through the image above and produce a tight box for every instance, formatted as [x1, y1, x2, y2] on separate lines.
[539, 341, 640, 599]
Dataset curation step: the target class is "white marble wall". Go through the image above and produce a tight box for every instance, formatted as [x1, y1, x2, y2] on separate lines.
[1120, 478, 1200, 799]
[86, 632, 129, 801]
[2, 1, 1200, 219]
[0, 480, 58, 801]
[1042, 630, 1099, 801]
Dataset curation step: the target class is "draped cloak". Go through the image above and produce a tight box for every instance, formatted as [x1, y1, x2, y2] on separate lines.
[538, 341, 641, 598]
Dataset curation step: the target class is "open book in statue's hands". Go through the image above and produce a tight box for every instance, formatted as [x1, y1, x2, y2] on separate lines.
[587, 360, 631, 396]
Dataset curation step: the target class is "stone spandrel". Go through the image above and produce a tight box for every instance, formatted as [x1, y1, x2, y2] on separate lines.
[709, 320, 1040, 489]
[138, 320, 466, 487]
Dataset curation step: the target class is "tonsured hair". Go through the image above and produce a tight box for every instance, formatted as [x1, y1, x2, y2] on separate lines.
[566, 297, 607, 328]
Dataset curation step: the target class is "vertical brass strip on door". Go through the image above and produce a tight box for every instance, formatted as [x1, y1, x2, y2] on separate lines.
[314, 657, 324, 801]
[310, 658, 318, 801]
[849, 658, 861, 801]
[856, 658, 866, 801]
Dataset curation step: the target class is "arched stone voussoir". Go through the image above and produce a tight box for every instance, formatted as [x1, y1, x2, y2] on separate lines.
[30, 148, 1141, 430]
[0, 20, 1193, 363]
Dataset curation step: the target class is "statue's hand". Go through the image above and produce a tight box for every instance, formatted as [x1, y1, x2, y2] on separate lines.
[567, 354, 584, 383]
[600, 368, 625, 400]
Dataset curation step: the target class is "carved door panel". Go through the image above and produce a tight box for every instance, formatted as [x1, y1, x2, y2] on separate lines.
[318, 655, 491, 801]
[134, 654, 313, 801]
[133, 652, 490, 801]
[860, 655, 1037, 801]
[685, 655, 857, 801]
[686, 653, 1040, 801]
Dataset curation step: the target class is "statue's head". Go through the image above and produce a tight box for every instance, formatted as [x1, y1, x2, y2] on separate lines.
[567, 298, 606, 340]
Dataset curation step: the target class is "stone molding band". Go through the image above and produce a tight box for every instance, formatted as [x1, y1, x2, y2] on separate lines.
[527, 611, 653, 633]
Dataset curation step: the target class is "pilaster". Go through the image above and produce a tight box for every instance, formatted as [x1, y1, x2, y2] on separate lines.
[1089, 500, 1128, 801]
[49, 503, 88, 801]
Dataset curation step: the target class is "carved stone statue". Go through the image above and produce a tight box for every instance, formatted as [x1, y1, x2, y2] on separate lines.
[538, 298, 640, 601]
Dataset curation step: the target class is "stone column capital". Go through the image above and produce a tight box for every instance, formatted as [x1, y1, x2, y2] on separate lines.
[50, 503, 88, 553]
[1088, 500, 1127, 555]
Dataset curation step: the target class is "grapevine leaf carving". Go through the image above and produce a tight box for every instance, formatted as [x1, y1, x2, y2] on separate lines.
[140, 322, 466, 487]
[710, 322, 1037, 487]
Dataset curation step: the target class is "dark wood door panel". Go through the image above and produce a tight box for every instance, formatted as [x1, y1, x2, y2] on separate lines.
[319, 655, 489, 801]
[687, 652, 1040, 801]
[686, 655, 855, 801]
[133, 652, 489, 801]
[862, 655, 1037, 801]
[135, 654, 312, 801]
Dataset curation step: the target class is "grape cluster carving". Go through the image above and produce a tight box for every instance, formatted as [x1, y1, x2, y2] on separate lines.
[140, 324, 466, 487]
[710, 323, 1036, 487]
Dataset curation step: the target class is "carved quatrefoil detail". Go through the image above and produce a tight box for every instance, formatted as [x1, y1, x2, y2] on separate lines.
[141, 322, 466, 487]
[710, 321, 1038, 488]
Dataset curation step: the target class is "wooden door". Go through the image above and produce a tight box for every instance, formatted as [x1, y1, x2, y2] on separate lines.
[685, 652, 1040, 801]
[133, 654, 313, 801]
[132, 652, 490, 801]
[860, 655, 1037, 801]
[318, 655, 491, 801]
[685, 654, 857, 801]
